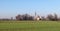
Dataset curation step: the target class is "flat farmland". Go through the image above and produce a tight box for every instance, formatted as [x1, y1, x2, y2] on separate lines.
[0, 21, 60, 31]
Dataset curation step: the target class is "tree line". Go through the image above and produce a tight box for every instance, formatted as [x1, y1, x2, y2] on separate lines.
[16, 14, 34, 20]
[16, 13, 60, 21]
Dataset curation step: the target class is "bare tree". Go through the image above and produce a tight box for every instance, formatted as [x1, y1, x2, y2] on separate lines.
[16, 14, 34, 20]
[54, 13, 58, 20]
[16, 14, 23, 20]
[47, 14, 54, 21]
[47, 13, 58, 21]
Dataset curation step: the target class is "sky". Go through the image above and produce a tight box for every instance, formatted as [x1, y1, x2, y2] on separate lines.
[0, 0, 60, 19]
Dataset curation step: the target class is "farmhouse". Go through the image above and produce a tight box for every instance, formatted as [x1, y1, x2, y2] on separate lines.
[34, 15, 40, 21]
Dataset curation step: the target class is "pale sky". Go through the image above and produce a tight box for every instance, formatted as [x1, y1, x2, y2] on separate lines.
[0, 0, 60, 18]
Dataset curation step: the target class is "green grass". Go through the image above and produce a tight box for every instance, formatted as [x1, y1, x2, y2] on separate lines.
[0, 21, 60, 31]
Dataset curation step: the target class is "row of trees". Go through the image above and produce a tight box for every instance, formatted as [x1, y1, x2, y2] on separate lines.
[16, 13, 59, 21]
[47, 13, 58, 21]
[16, 14, 34, 20]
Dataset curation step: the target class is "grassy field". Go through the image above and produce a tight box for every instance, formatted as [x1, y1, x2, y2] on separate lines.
[0, 21, 60, 31]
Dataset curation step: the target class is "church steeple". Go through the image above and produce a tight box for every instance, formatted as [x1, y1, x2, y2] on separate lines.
[35, 11, 37, 16]
[34, 11, 40, 21]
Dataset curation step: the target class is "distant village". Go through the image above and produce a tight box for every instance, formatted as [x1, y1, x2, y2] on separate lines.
[16, 12, 59, 21]
[0, 12, 60, 21]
